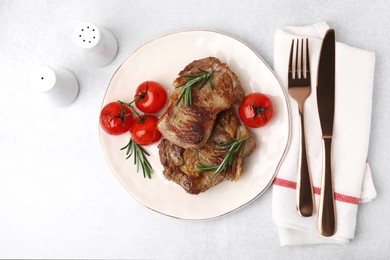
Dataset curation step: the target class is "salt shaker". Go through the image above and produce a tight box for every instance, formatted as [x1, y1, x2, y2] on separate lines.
[29, 65, 79, 107]
[73, 23, 118, 67]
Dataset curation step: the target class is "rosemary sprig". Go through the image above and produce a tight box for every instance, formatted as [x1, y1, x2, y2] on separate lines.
[121, 138, 153, 179]
[197, 137, 248, 179]
[175, 68, 213, 107]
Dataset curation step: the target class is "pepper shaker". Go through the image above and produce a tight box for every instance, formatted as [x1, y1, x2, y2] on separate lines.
[73, 23, 118, 67]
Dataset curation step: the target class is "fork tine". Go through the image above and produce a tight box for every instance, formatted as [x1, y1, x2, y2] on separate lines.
[288, 39, 294, 80]
[306, 38, 310, 79]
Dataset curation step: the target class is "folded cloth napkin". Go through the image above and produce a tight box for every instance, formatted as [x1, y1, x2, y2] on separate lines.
[272, 22, 377, 245]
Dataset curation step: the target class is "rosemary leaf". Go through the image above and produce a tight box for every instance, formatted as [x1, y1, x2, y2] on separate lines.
[121, 138, 153, 179]
[175, 68, 213, 108]
[139, 145, 150, 156]
[197, 137, 249, 179]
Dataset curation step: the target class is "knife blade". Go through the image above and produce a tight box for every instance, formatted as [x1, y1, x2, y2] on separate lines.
[317, 28, 336, 237]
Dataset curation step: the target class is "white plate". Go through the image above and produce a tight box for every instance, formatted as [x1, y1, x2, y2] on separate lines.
[99, 30, 291, 220]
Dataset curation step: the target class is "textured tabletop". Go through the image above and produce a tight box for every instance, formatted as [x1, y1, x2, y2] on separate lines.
[0, 0, 389, 259]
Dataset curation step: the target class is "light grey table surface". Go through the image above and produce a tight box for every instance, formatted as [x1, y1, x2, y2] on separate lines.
[1, 0, 389, 259]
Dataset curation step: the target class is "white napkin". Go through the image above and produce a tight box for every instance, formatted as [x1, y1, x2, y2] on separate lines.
[272, 22, 377, 245]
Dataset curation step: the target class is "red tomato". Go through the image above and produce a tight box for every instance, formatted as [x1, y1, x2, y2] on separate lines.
[100, 102, 133, 135]
[135, 81, 167, 113]
[130, 115, 162, 145]
[238, 93, 273, 128]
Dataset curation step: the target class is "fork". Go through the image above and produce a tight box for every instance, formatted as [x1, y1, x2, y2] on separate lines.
[288, 38, 315, 217]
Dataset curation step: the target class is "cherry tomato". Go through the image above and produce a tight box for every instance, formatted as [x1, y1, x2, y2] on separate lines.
[135, 81, 167, 113]
[238, 93, 273, 128]
[130, 115, 162, 145]
[100, 102, 133, 135]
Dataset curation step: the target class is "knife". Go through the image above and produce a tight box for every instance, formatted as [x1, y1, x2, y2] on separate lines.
[317, 29, 336, 237]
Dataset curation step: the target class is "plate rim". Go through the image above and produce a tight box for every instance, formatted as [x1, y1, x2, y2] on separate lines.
[99, 29, 292, 220]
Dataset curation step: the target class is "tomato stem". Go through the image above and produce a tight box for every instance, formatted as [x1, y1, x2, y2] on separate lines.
[135, 81, 149, 103]
[117, 82, 152, 124]
[117, 100, 147, 124]
[114, 103, 131, 124]
[252, 103, 270, 121]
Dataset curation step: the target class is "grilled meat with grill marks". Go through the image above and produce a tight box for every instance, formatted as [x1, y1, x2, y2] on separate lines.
[157, 57, 245, 149]
[158, 109, 256, 195]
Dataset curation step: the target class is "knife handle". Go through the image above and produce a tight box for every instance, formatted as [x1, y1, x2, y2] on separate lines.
[318, 138, 336, 236]
[296, 111, 315, 217]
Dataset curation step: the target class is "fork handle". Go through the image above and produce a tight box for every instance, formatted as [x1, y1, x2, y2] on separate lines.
[296, 111, 315, 217]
